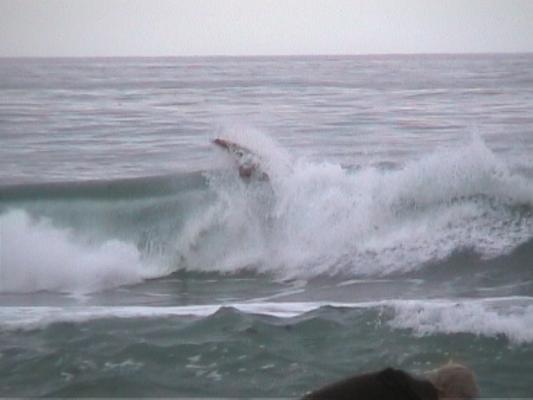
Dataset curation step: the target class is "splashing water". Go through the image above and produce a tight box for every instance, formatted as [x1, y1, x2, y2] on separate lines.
[178, 131, 533, 279]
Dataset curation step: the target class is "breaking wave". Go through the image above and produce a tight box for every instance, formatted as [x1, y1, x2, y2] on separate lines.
[1, 132, 532, 292]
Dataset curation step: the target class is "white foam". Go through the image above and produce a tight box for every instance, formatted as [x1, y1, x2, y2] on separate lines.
[336, 278, 423, 287]
[389, 297, 533, 344]
[0, 210, 163, 294]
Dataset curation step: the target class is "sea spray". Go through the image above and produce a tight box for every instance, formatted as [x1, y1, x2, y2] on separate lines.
[0, 210, 161, 293]
[179, 133, 533, 278]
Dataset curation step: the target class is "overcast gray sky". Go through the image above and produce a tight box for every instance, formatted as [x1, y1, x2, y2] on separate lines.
[1, 0, 532, 57]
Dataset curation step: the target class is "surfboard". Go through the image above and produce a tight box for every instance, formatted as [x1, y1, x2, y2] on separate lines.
[212, 138, 254, 160]
[212, 138, 268, 180]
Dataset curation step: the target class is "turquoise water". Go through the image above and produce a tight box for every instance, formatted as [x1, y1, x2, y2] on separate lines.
[1, 54, 533, 397]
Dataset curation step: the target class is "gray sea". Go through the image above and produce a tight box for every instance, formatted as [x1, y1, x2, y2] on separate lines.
[1, 54, 533, 397]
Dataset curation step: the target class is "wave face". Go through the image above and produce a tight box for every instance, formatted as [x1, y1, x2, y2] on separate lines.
[1, 134, 532, 293]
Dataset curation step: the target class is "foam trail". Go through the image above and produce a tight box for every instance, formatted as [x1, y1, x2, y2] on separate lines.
[0, 210, 163, 294]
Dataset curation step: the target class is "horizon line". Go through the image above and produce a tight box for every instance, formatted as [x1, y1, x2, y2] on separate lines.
[1, 50, 532, 60]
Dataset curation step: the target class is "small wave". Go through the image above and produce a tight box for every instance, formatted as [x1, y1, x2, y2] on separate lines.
[0, 302, 325, 330]
[2, 297, 532, 344]
[0, 172, 207, 202]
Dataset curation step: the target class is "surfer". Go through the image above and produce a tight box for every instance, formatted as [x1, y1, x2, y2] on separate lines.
[212, 138, 269, 181]
[301, 362, 479, 400]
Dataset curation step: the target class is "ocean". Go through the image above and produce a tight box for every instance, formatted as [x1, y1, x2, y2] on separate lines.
[1, 54, 532, 397]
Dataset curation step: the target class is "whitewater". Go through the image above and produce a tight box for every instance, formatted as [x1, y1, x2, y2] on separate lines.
[1, 54, 533, 397]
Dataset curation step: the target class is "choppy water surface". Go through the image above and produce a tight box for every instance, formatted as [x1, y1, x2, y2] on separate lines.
[1, 54, 533, 397]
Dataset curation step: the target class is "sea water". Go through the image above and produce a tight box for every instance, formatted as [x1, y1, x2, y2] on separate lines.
[1, 54, 533, 397]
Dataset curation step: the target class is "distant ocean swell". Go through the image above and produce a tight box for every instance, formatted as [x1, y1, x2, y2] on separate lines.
[1, 135, 532, 293]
